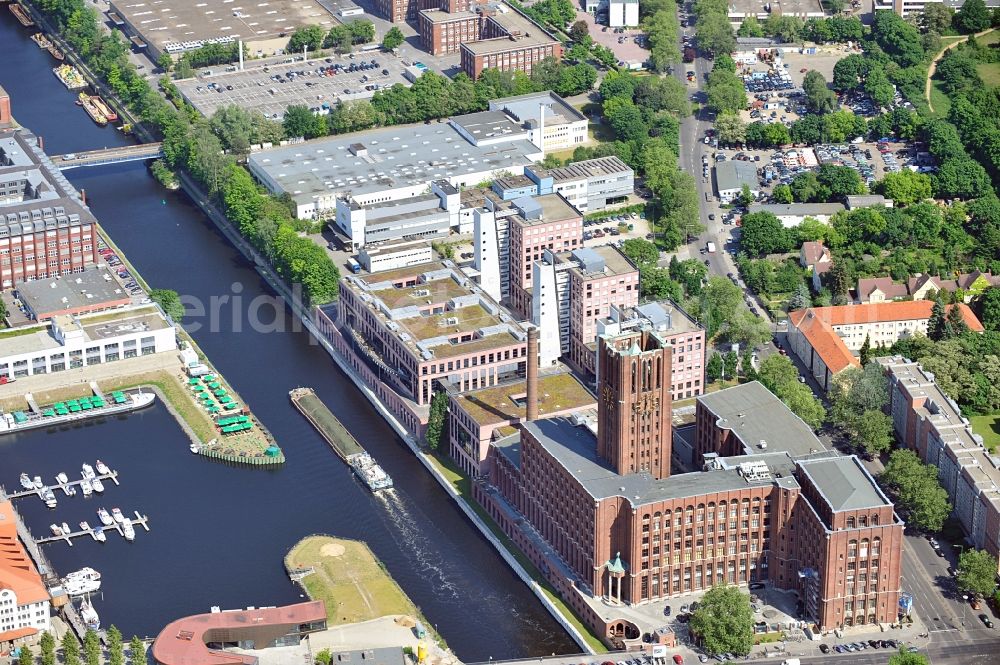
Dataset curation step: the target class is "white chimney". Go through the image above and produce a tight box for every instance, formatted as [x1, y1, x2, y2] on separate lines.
[238, 40, 244, 70]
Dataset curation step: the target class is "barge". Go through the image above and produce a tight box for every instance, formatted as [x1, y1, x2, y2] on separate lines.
[78, 93, 108, 125]
[0, 390, 154, 435]
[9, 3, 34, 26]
[289, 387, 393, 491]
[53, 64, 86, 90]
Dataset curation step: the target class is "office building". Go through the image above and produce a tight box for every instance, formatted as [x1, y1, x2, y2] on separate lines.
[0, 305, 178, 381]
[506, 194, 583, 319]
[608, 0, 639, 27]
[247, 115, 542, 221]
[494, 157, 634, 214]
[419, 9, 484, 54]
[335, 261, 529, 407]
[358, 240, 434, 274]
[0, 500, 50, 647]
[333, 180, 460, 251]
[715, 161, 760, 204]
[458, 4, 563, 79]
[15, 268, 132, 321]
[595, 301, 705, 401]
[0, 130, 100, 288]
[788, 302, 983, 391]
[878, 356, 1000, 573]
[531, 246, 639, 368]
[488, 92, 588, 153]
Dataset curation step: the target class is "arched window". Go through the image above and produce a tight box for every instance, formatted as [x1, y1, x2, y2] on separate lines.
[846, 517, 856, 529]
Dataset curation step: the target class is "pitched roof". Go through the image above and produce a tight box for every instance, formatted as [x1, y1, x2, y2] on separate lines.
[0, 500, 49, 607]
[800, 241, 829, 267]
[806, 301, 983, 331]
[957, 271, 1000, 290]
[907, 274, 957, 295]
[788, 309, 859, 374]
[856, 277, 908, 301]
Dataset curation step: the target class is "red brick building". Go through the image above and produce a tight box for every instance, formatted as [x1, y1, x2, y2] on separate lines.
[475, 338, 903, 644]
[418, 10, 483, 55]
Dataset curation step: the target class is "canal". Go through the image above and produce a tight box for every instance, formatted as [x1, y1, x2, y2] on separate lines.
[0, 16, 576, 659]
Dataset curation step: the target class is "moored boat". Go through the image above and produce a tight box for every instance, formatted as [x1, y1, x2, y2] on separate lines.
[63, 576, 100, 596]
[32, 476, 43, 489]
[65, 484, 77, 496]
[81, 463, 95, 479]
[46, 44, 64, 61]
[95, 460, 110, 475]
[90, 95, 117, 122]
[60, 521, 71, 535]
[30, 32, 51, 49]
[97, 508, 113, 526]
[56, 472, 69, 485]
[78, 93, 108, 126]
[81, 478, 93, 496]
[9, 3, 34, 27]
[122, 520, 135, 541]
[64, 567, 101, 583]
[79, 520, 90, 533]
[91, 478, 104, 493]
[79, 600, 100, 630]
[42, 488, 57, 508]
[112, 507, 124, 523]
[50, 524, 63, 536]
[0, 390, 155, 435]
[53, 65, 86, 90]
[93, 527, 106, 543]
[19, 473, 32, 490]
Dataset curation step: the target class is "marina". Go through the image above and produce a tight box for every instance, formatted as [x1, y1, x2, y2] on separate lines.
[5, 463, 120, 506]
[36, 509, 149, 545]
[289, 387, 393, 492]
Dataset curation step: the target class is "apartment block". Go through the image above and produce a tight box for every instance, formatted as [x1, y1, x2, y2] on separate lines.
[878, 356, 1000, 572]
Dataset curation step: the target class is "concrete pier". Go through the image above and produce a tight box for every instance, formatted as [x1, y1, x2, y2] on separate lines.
[36, 511, 149, 545]
[4, 469, 120, 503]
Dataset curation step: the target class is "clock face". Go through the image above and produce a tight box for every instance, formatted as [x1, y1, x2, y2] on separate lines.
[602, 383, 615, 403]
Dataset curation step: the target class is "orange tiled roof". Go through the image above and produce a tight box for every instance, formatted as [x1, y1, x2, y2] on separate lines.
[788, 309, 859, 374]
[0, 626, 39, 643]
[808, 301, 983, 332]
[0, 500, 48, 607]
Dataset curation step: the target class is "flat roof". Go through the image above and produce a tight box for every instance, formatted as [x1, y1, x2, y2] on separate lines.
[454, 371, 595, 426]
[451, 111, 527, 143]
[16, 268, 129, 316]
[511, 193, 579, 226]
[697, 382, 828, 459]
[460, 4, 561, 54]
[796, 456, 891, 512]
[716, 160, 759, 193]
[0, 306, 170, 358]
[728, 0, 824, 16]
[110, 0, 335, 53]
[533, 156, 633, 182]
[626, 300, 703, 336]
[420, 8, 478, 22]
[489, 91, 586, 128]
[748, 203, 845, 217]
[562, 245, 636, 279]
[248, 119, 540, 205]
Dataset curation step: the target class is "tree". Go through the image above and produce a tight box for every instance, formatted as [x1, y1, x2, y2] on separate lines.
[817, 164, 865, 200]
[83, 629, 100, 665]
[569, 19, 589, 42]
[425, 390, 448, 450]
[108, 626, 124, 665]
[700, 276, 744, 338]
[933, 157, 992, 200]
[876, 171, 932, 206]
[316, 649, 333, 665]
[828, 261, 851, 304]
[759, 355, 799, 393]
[928, 298, 947, 341]
[283, 105, 325, 139]
[888, 651, 930, 665]
[920, 3, 954, 33]
[620, 238, 660, 266]
[945, 303, 968, 338]
[715, 113, 746, 146]
[955, 0, 991, 32]
[854, 409, 894, 455]
[707, 352, 724, 383]
[980, 288, 1000, 331]
[957, 548, 999, 598]
[803, 70, 837, 114]
[381, 26, 404, 51]
[149, 288, 185, 322]
[40, 632, 56, 665]
[881, 449, 952, 532]
[789, 283, 812, 310]
[726, 311, 773, 351]
[129, 637, 146, 665]
[740, 211, 793, 257]
[772, 184, 793, 204]
[696, 12, 736, 56]
[287, 25, 325, 52]
[859, 333, 872, 366]
[723, 350, 739, 382]
[18, 645, 32, 665]
[63, 633, 80, 665]
[689, 585, 754, 656]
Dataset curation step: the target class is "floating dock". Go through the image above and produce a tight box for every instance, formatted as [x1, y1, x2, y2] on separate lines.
[5, 469, 119, 505]
[36, 511, 149, 545]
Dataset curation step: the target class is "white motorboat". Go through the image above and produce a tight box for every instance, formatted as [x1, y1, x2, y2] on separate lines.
[60, 521, 71, 534]
[20, 473, 33, 490]
[56, 472, 69, 485]
[79, 520, 90, 533]
[50, 524, 63, 536]
[79, 599, 100, 630]
[42, 488, 57, 508]
[63, 577, 100, 596]
[95, 460, 110, 475]
[32, 475, 43, 489]
[189, 444, 199, 453]
[112, 507, 124, 523]
[64, 484, 77, 496]
[81, 478, 93, 496]
[63, 567, 101, 583]
[81, 463, 95, 479]
[97, 508, 113, 526]
[122, 520, 135, 541]
[91, 478, 104, 493]
[93, 527, 106, 543]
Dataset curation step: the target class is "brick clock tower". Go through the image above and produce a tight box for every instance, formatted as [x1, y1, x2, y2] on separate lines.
[596, 330, 673, 479]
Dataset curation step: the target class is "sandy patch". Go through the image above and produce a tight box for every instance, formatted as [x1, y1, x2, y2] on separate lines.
[321, 543, 346, 557]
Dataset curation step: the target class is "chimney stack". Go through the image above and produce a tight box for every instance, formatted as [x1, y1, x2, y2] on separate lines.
[526, 326, 539, 421]
[80, 189, 86, 205]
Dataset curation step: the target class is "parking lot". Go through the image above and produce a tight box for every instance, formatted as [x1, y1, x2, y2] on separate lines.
[96, 237, 149, 304]
[175, 52, 413, 121]
[572, 8, 650, 67]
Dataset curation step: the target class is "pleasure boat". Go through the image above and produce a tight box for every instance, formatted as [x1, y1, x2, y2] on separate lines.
[112, 507, 124, 523]
[91, 478, 104, 493]
[79, 521, 91, 533]
[121, 520, 135, 541]
[64, 484, 77, 496]
[32, 476, 43, 489]
[81, 463, 95, 480]
[63, 576, 100, 596]
[50, 524, 63, 536]
[56, 472, 69, 485]
[19, 473, 33, 490]
[93, 527, 106, 543]
[42, 488, 57, 508]
[79, 599, 100, 630]
[95, 460, 110, 475]
[97, 508, 113, 526]
[80, 478, 93, 496]
[63, 567, 101, 583]
[60, 521, 71, 535]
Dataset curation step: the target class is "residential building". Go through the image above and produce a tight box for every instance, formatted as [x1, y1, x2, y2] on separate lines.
[854, 272, 1000, 304]
[0, 500, 50, 647]
[459, 4, 563, 79]
[493, 156, 634, 213]
[878, 356, 1000, 573]
[358, 240, 434, 274]
[845, 195, 893, 209]
[596, 301, 705, 401]
[335, 261, 530, 407]
[531, 245, 639, 368]
[488, 92, 588, 153]
[15, 268, 132, 321]
[787, 302, 983, 391]
[475, 337, 903, 643]
[608, 0, 639, 27]
[715, 161, 760, 204]
[333, 181, 460, 251]
[855, 277, 909, 304]
[448, 370, 595, 475]
[0, 305, 178, 381]
[800, 241, 832, 292]
[505, 194, 583, 319]
[151, 602, 327, 665]
[746, 203, 845, 228]
[246, 115, 542, 221]
[0, 130, 100, 288]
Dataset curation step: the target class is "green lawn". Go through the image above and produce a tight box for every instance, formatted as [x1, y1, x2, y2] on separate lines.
[971, 414, 1000, 453]
[929, 78, 952, 118]
[976, 62, 1000, 87]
